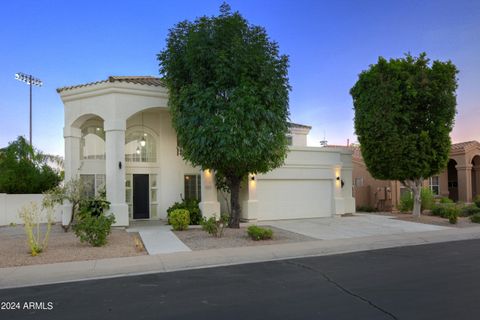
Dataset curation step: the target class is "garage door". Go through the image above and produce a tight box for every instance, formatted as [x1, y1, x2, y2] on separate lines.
[256, 179, 332, 220]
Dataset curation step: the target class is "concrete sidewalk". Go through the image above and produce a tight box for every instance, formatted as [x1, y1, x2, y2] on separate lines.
[1, 225, 480, 289]
[127, 223, 191, 255]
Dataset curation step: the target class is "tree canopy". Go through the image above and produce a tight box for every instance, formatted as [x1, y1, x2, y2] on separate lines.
[0, 136, 62, 194]
[158, 3, 290, 227]
[350, 53, 458, 216]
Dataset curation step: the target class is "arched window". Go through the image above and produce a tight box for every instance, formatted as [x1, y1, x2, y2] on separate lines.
[125, 131, 156, 162]
[80, 124, 105, 160]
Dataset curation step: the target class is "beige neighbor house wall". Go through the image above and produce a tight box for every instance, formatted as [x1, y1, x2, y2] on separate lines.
[58, 76, 355, 226]
[351, 141, 480, 211]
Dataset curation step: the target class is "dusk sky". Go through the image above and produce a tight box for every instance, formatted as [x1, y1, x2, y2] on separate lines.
[0, 0, 479, 156]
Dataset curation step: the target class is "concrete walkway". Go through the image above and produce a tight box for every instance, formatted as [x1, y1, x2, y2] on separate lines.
[1, 224, 480, 289]
[261, 214, 450, 240]
[127, 221, 191, 255]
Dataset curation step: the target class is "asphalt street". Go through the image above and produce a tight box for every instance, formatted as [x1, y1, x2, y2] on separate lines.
[1, 238, 480, 320]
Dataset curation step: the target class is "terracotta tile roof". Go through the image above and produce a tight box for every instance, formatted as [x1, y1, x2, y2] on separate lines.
[288, 122, 312, 129]
[57, 76, 164, 93]
[451, 141, 480, 152]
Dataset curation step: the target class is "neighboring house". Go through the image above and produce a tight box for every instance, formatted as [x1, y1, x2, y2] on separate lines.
[57, 76, 355, 226]
[351, 141, 480, 211]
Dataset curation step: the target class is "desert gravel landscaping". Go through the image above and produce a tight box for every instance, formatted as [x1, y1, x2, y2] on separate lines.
[0, 224, 146, 268]
[371, 211, 475, 228]
[174, 226, 315, 251]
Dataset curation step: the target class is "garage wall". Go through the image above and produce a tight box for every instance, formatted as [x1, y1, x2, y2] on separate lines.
[243, 146, 355, 220]
[257, 179, 332, 220]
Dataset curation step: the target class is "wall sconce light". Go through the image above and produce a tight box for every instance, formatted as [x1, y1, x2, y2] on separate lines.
[336, 176, 340, 181]
[251, 176, 256, 181]
[118, 161, 122, 170]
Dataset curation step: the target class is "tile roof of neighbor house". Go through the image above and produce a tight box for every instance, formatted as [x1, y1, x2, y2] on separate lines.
[56, 76, 165, 93]
[451, 141, 480, 152]
[345, 141, 480, 162]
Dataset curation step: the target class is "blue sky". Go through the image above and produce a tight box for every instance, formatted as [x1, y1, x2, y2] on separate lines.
[1, 0, 479, 156]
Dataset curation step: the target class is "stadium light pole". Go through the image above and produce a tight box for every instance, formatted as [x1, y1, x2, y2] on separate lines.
[14, 72, 43, 146]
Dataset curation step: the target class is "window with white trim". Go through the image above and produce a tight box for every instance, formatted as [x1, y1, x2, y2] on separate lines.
[429, 175, 440, 195]
[80, 174, 105, 198]
[184, 174, 201, 201]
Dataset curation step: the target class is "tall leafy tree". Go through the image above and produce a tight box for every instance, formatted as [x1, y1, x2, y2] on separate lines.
[350, 53, 458, 217]
[158, 3, 290, 227]
[0, 136, 62, 194]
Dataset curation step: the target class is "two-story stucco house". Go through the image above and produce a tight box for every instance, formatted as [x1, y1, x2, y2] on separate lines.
[57, 76, 355, 226]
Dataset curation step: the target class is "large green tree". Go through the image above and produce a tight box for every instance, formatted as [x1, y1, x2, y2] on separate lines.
[158, 3, 290, 227]
[0, 136, 62, 194]
[350, 53, 458, 217]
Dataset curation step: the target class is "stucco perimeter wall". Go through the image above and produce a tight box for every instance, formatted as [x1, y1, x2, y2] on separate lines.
[254, 147, 355, 221]
[0, 194, 62, 226]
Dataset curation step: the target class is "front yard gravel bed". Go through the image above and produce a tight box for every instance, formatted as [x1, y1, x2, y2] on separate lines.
[0, 224, 146, 268]
[174, 226, 316, 251]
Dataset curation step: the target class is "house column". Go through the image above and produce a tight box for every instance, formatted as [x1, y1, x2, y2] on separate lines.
[62, 126, 81, 226]
[340, 167, 355, 213]
[457, 164, 473, 203]
[199, 169, 220, 219]
[241, 174, 259, 221]
[63, 126, 81, 182]
[104, 120, 129, 226]
[473, 165, 480, 198]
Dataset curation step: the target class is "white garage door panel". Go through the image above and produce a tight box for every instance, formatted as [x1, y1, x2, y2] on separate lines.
[257, 179, 332, 220]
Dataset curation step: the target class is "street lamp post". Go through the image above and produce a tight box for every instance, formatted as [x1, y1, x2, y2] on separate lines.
[14, 72, 43, 146]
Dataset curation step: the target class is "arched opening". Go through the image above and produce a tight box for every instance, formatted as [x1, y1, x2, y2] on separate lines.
[447, 159, 458, 202]
[125, 130, 157, 163]
[80, 117, 105, 160]
[471, 155, 480, 199]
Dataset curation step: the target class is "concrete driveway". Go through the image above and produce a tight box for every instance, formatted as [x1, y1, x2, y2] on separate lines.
[260, 213, 450, 240]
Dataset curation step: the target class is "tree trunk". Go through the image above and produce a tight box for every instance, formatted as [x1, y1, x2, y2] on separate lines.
[228, 177, 242, 228]
[406, 179, 423, 218]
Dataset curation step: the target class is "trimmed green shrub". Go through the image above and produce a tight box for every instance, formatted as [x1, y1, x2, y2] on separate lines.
[431, 203, 460, 220]
[247, 225, 273, 240]
[439, 197, 454, 204]
[421, 188, 435, 211]
[169, 209, 190, 231]
[72, 195, 115, 247]
[356, 205, 376, 213]
[460, 204, 480, 217]
[470, 213, 480, 223]
[167, 199, 202, 225]
[474, 195, 480, 208]
[449, 213, 458, 224]
[399, 187, 435, 212]
[73, 213, 116, 247]
[200, 214, 229, 237]
[79, 197, 110, 218]
[399, 192, 414, 212]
